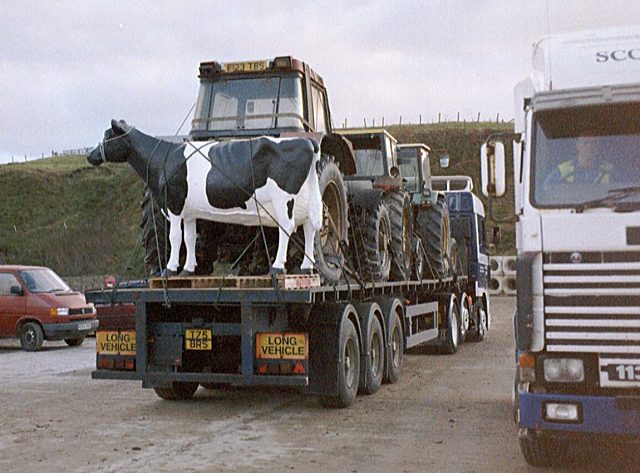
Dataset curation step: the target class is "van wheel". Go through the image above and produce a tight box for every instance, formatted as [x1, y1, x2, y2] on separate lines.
[64, 336, 85, 347]
[20, 322, 44, 351]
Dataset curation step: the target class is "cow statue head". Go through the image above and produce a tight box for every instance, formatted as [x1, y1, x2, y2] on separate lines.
[86, 119, 134, 166]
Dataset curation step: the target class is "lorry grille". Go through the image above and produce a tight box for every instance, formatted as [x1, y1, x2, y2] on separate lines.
[543, 252, 640, 354]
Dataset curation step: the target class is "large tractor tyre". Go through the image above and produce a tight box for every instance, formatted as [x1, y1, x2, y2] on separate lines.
[416, 195, 452, 279]
[20, 322, 44, 352]
[354, 202, 392, 282]
[439, 297, 460, 355]
[315, 157, 349, 284]
[153, 382, 199, 401]
[385, 191, 413, 281]
[359, 314, 385, 395]
[519, 431, 569, 467]
[320, 318, 360, 408]
[141, 188, 168, 276]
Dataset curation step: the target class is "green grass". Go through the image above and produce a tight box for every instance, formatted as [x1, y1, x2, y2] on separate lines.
[0, 123, 516, 277]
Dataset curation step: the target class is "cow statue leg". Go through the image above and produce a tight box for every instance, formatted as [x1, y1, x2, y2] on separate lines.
[164, 212, 183, 276]
[181, 218, 197, 276]
[300, 219, 316, 272]
[271, 199, 296, 274]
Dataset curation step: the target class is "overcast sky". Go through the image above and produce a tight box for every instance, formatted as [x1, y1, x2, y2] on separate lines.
[1, 1, 638, 162]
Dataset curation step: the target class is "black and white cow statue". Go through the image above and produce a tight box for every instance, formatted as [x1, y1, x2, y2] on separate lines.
[87, 120, 322, 276]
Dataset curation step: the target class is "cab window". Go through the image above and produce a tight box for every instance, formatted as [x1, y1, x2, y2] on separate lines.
[311, 86, 327, 133]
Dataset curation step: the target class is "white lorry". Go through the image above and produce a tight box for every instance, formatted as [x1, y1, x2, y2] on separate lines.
[481, 26, 640, 466]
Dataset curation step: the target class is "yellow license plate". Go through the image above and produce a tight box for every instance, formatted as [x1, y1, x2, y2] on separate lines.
[185, 329, 212, 350]
[96, 331, 136, 356]
[223, 60, 269, 73]
[256, 333, 307, 360]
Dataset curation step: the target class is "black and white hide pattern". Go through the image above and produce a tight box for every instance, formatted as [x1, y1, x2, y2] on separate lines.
[87, 120, 322, 275]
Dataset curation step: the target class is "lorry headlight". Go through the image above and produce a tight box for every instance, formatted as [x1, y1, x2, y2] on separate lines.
[543, 358, 584, 382]
[544, 402, 581, 422]
[50, 307, 70, 316]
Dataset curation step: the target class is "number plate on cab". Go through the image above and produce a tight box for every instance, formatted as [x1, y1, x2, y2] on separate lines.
[599, 357, 640, 387]
[185, 329, 212, 350]
[222, 60, 269, 73]
[256, 333, 307, 360]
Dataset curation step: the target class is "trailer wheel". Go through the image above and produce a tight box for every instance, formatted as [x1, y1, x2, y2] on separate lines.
[386, 191, 413, 281]
[315, 157, 348, 284]
[383, 311, 404, 384]
[519, 431, 569, 467]
[360, 315, 384, 395]
[440, 297, 460, 354]
[320, 318, 360, 408]
[64, 336, 85, 347]
[355, 201, 392, 282]
[416, 195, 451, 279]
[20, 322, 44, 352]
[153, 382, 199, 401]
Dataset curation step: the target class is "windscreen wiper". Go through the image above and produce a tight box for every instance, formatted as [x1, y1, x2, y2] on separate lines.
[575, 186, 640, 213]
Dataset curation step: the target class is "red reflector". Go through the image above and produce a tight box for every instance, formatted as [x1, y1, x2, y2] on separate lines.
[293, 362, 305, 374]
[124, 359, 135, 370]
[258, 364, 268, 374]
[97, 357, 115, 369]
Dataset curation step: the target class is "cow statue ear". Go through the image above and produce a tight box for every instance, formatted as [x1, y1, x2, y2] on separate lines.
[111, 119, 132, 136]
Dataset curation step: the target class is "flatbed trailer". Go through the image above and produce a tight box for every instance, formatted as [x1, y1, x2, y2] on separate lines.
[87, 274, 481, 407]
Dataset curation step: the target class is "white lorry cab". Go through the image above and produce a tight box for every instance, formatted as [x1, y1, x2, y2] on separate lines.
[481, 26, 640, 466]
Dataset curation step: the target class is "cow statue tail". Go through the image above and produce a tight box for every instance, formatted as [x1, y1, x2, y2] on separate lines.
[307, 143, 323, 231]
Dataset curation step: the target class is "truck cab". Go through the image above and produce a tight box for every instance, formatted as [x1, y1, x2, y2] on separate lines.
[481, 26, 640, 465]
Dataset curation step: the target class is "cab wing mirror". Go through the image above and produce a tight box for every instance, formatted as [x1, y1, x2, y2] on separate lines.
[10, 285, 24, 296]
[480, 142, 506, 197]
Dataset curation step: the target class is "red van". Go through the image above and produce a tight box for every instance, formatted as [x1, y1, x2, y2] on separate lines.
[0, 265, 99, 351]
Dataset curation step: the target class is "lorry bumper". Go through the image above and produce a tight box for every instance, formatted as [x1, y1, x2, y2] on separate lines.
[519, 392, 640, 435]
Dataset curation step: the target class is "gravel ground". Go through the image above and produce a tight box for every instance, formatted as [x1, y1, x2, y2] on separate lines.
[0, 297, 637, 472]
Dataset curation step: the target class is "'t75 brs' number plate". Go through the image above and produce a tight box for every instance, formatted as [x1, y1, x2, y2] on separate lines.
[599, 357, 640, 388]
[185, 329, 212, 350]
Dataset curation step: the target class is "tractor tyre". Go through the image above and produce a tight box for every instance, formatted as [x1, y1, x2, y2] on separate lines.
[416, 195, 451, 279]
[315, 156, 349, 284]
[354, 201, 392, 282]
[385, 191, 413, 281]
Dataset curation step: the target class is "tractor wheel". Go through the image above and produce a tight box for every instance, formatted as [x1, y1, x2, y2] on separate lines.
[354, 201, 392, 282]
[385, 191, 413, 281]
[416, 195, 451, 279]
[141, 188, 168, 276]
[315, 156, 348, 284]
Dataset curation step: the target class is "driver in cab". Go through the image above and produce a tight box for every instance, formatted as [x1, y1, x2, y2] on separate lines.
[544, 134, 613, 186]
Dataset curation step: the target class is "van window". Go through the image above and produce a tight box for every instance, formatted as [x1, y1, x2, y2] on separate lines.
[0, 273, 21, 296]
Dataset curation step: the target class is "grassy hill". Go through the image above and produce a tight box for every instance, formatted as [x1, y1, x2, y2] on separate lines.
[0, 122, 515, 277]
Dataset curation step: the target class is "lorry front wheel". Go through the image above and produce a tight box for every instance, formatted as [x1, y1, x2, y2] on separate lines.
[153, 382, 199, 401]
[469, 301, 487, 342]
[440, 298, 460, 354]
[20, 322, 44, 351]
[64, 336, 85, 347]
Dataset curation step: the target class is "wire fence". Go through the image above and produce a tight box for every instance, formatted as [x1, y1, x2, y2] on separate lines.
[338, 113, 513, 128]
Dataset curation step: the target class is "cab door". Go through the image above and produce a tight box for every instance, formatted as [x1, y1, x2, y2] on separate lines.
[0, 272, 27, 337]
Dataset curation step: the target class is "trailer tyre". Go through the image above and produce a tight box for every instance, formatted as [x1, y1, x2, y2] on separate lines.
[153, 382, 199, 401]
[20, 322, 44, 352]
[440, 298, 460, 355]
[383, 311, 404, 384]
[64, 336, 85, 347]
[315, 157, 348, 284]
[386, 191, 413, 281]
[320, 318, 360, 408]
[519, 431, 569, 467]
[360, 315, 384, 395]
